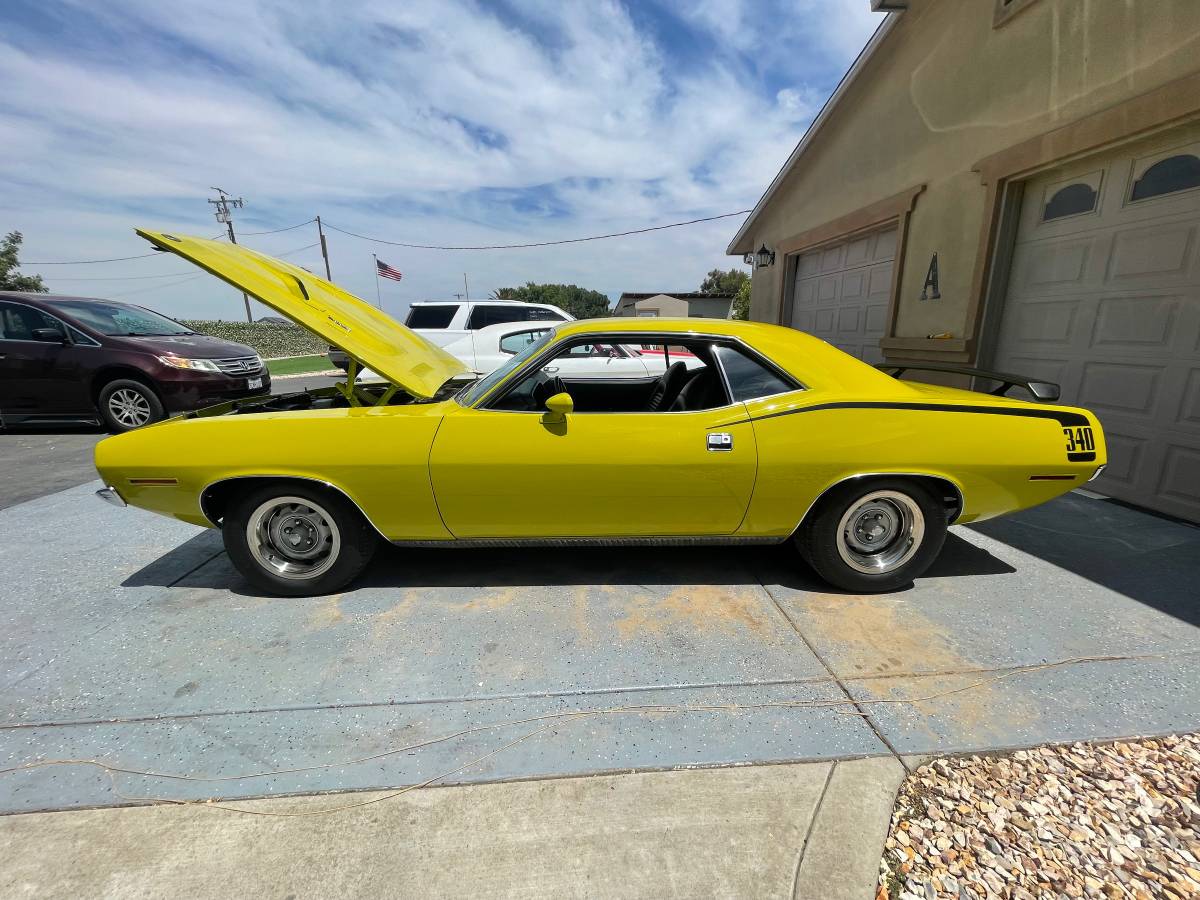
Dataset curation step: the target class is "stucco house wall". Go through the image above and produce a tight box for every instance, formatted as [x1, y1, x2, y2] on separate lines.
[732, 0, 1200, 364]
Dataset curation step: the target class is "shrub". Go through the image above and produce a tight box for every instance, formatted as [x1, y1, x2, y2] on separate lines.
[181, 320, 328, 358]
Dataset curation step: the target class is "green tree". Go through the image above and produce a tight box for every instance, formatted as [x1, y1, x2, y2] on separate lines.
[730, 278, 751, 320]
[491, 282, 611, 319]
[698, 267, 748, 296]
[0, 231, 47, 292]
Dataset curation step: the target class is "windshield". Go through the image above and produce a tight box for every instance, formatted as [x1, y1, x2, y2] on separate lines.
[49, 300, 194, 336]
[459, 328, 554, 405]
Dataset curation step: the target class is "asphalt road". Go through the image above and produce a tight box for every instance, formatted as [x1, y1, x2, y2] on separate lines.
[0, 374, 343, 510]
[0, 428, 105, 511]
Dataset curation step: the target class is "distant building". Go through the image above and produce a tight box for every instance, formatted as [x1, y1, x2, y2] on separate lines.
[613, 292, 735, 319]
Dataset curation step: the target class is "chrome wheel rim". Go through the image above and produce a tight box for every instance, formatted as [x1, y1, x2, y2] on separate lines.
[835, 490, 924, 575]
[246, 496, 341, 580]
[108, 388, 152, 428]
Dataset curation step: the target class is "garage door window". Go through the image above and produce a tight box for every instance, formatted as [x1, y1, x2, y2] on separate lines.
[1129, 148, 1200, 202]
[1041, 172, 1101, 222]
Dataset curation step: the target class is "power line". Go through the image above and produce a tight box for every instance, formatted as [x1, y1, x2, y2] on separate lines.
[110, 273, 206, 299]
[275, 242, 320, 258]
[27, 251, 163, 265]
[241, 218, 316, 236]
[321, 209, 753, 251]
[46, 270, 199, 281]
[26, 232, 226, 266]
[40, 242, 315, 286]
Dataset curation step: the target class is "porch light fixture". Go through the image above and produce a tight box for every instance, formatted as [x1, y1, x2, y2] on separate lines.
[755, 244, 776, 268]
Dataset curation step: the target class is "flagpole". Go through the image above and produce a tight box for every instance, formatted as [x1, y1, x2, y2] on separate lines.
[372, 253, 382, 309]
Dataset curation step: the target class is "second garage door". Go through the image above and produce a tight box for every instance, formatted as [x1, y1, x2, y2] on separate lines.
[990, 124, 1200, 522]
[787, 224, 896, 365]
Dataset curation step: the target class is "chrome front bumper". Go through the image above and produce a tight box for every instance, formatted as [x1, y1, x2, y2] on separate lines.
[96, 485, 127, 508]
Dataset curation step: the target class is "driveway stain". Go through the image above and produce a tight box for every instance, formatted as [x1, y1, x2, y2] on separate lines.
[304, 594, 344, 631]
[614, 585, 769, 639]
[797, 592, 1041, 743]
[797, 593, 971, 675]
[173, 681, 199, 698]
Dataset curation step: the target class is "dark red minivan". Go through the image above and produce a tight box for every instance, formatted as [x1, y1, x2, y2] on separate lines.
[0, 292, 271, 432]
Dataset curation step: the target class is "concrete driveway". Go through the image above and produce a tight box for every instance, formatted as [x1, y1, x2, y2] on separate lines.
[1, 476, 1197, 815]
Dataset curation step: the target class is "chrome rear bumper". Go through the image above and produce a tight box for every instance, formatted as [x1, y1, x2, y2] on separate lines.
[96, 485, 127, 508]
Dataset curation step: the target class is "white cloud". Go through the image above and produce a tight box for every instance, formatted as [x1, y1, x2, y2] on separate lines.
[0, 0, 881, 317]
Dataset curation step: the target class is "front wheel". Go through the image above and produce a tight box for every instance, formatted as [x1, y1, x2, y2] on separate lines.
[223, 483, 379, 596]
[795, 478, 947, 593]
[98, 379, 165, 432]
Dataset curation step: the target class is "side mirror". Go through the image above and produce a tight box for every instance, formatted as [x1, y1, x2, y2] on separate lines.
[32, 327, 68, 344]
[542, 391, 573, 424]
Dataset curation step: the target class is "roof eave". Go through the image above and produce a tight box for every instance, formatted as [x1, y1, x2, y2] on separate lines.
[726, 11, 903, 256]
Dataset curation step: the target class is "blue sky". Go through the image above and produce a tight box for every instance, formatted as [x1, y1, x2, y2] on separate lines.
[0, 0, 881, 320]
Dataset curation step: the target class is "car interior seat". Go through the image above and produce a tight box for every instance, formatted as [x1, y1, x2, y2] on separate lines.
[645, 361, 688, 412]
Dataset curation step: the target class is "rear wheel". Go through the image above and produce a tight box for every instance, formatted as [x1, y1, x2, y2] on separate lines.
[98, 379, 165, 432]
[795, 478, 947, 593]
[223, 483, 379, 597]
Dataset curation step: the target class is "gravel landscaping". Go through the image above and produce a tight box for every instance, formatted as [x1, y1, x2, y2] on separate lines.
[878, 734, 1200, 900]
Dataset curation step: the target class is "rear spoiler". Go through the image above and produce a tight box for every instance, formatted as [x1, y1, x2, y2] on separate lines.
[877, 363, 1061, 402]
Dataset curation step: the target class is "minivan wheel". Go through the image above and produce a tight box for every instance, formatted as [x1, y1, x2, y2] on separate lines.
[795, 478, 947, 593]
[98, 379, 165, 432]
[223, 483, 379, 597]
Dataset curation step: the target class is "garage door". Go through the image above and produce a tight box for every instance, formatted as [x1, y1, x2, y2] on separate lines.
[991, 125, 1200, 522]
[787, 224, 895, 364]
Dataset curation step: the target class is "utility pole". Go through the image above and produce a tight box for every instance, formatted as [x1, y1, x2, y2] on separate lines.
[316, 215, 332, 281]
[207, 187, 252, 322]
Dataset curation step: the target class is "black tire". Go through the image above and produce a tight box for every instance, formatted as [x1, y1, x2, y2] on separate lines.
[223, 482, 379, 597]
[795, 478, 947, 593]
[98, 378, 165, 433]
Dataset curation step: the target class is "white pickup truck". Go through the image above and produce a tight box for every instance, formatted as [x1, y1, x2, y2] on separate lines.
[327, 299, 572, 371]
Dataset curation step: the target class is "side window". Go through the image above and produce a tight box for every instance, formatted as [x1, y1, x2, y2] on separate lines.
[0, 303, 56, 340]
[714, 345, 797, 402]
[405, 305, 458, 329]
[499, 329, 550, 354]
[468, 305, 523, 329]
[469, 305, 566, 329]
[565, 343, 622, 358]
[0, 302, 16, 339]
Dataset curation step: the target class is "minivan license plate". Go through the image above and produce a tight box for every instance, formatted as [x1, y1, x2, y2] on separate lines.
[248, 377, 263, 390]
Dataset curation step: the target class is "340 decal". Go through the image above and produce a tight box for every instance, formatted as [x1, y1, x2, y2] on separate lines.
[1063, 425, 1095, 454]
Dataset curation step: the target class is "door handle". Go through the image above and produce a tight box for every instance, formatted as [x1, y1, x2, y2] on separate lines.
[707, 433, 733, 451]
[543, 366, 559, 373]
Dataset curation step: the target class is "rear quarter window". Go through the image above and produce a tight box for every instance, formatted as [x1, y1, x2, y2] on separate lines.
[715, 345, 798, 401]
[406, 305, 459, 329]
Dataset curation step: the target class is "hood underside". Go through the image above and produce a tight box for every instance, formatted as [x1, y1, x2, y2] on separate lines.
[135, 230, 468, 399]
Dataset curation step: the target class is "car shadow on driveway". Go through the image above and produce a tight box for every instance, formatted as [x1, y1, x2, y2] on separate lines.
[969, 492, 1200, 628]
[121, 530, 1016, 596]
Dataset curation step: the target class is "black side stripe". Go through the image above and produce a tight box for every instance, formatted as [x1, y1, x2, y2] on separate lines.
[744, 401, 1091, 429]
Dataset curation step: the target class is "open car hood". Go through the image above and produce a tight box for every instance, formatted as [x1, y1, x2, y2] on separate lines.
[135, 230, 468, 399]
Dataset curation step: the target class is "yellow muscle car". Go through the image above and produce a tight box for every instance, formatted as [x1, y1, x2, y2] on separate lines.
[93, 231, 1106, 596]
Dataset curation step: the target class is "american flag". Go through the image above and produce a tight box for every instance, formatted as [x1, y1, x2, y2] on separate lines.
[376, 259, 403, 281]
